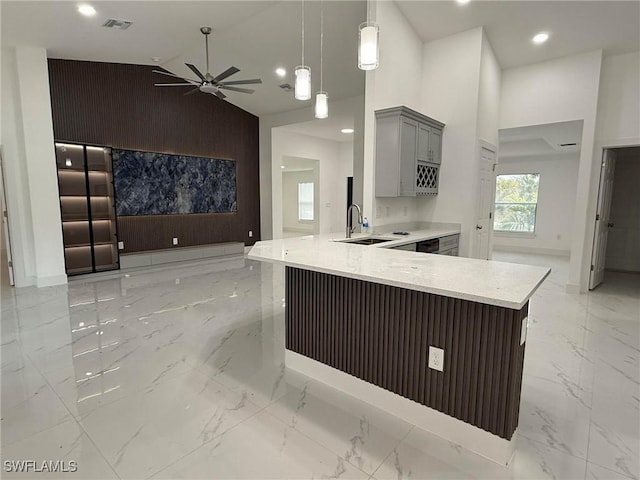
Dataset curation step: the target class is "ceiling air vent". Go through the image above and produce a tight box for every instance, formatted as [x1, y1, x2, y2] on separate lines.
[101, 19, 133, 30]
[279, 83, 293, 92]
[559, 142, 578, 147]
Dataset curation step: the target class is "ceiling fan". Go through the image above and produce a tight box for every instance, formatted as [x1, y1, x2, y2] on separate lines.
[153, 26, 262, 100]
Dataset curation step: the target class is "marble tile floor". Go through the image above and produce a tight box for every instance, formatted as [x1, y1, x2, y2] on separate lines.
[0, 253, 638, 479]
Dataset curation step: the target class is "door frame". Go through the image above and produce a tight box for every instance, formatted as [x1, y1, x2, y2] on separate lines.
[0, 148, 15, 286]
[584, 139, 640, 291]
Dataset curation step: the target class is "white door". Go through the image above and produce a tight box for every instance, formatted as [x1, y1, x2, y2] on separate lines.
[0, 150, 15, 286]
[472, 147, 496, 259]
[589, 149, 617, 289]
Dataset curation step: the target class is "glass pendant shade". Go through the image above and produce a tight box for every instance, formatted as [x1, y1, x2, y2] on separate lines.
[294, 66, 311, 100]
[315, 92, 328, 119]
[358, 22, 379, 70]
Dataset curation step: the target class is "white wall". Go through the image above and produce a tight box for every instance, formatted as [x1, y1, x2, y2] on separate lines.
[595, 52, 640, 144]
[282, 169, 316, 233]
[272, 129, 352, 237]
[362, 0, 424, 230]
[1, 47, 36, 287]
[605, 152, 640, 272]
[493, 154, 580, 255]
[499, 50, 603, 292]
[260, 95, 364, 240]
[417, 27, 484, 256]
[477, 34, 501, 148]
[1, 46, 66, 287]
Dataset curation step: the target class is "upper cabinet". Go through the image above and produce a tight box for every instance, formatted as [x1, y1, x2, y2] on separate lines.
[375, 106, 445, 197]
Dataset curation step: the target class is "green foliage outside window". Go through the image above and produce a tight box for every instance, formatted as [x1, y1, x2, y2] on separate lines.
[494, 174, 540, 233]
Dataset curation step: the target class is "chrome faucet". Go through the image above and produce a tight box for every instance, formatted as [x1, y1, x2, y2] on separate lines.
[346, 203, 363, 238]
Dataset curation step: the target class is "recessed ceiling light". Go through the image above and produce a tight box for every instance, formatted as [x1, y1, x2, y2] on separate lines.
[275, 68, 287, 77]
[151, 57, 162, 63]
[341, 128, 354, 134]
[281, 165, 286, 169]
[532, 32, 549, 45]
[78, 4, 96, 16]
[456, 0, 471, 5]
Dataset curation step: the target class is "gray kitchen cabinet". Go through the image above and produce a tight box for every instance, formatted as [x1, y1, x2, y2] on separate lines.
[375, 106, 444, 197]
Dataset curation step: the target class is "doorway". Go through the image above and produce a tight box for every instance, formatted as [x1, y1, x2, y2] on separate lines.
[589, 146, 640, 289]
[491, 120, 583, 285]
[281, 156, 320, 237]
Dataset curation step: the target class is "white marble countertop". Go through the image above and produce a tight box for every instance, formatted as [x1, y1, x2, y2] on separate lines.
[248, 228, 550, 310]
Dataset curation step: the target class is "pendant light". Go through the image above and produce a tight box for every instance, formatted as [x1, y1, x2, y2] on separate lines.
[315, 0, 328, 119]
[358, 0, 379, 70]
[295, 0, 311, 100]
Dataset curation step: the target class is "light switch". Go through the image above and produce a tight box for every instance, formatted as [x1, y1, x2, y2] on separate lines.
[118, 241, 124, 250]
[172, 237, 178, 245]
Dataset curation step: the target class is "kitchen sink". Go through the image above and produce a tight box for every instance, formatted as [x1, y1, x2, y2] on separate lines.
[339, 237, 394, 245]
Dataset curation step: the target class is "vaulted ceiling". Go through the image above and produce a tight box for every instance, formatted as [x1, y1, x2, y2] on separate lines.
[2, 1, 638, 118]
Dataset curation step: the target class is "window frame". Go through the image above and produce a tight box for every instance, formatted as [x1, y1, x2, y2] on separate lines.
[493, 173, 540, 235]
[297, 182, 314, 222]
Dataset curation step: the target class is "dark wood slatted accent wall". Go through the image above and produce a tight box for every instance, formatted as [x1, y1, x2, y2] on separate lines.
[286, 267, 528, 440]
[48, 59, 260, 253]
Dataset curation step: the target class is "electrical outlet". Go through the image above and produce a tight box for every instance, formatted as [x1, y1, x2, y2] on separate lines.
[118, 241, 124, 250]
[428, 346, 444, 372]
[172, 237, 178, 245]
[248, 230, 253, 238]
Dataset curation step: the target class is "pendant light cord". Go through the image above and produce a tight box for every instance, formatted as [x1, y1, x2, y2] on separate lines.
[301, 0, 305, 67]
[320, 0, 323, 91]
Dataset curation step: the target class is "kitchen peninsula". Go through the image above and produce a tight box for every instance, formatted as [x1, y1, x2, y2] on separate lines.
[248, 232, 550, 465]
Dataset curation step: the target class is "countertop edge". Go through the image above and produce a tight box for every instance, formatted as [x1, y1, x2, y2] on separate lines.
[247, 251, 550, 310]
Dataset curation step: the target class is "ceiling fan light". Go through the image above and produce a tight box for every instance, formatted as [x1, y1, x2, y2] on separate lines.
[358, 22, 379, 71]
[315, 91, 328, 119]
[294, 65, 311, 100]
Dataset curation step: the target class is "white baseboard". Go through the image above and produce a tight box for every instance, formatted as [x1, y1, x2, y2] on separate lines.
[286, 350, 515, 467]
[565, 283, 581, 294]
[493, 245, 570, 257]
[36, 274, 68, 287]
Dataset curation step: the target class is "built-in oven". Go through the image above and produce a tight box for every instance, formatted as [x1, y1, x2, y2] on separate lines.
[415, 238, 439, 253]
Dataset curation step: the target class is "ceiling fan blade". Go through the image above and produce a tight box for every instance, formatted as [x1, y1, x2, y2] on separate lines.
[153, 70, 199, 83]
[219, 85, 254, 94]
[184, 87, 201, 96]
[155, 83, 195, 87]
[185, 63, 207, 82]
[212, 66, 240, 83]
[214, 90, 227, 100]
[219, 78, 262, 86]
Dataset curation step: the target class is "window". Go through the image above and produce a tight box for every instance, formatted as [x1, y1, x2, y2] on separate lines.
[494, 174, 540, 233]
[298, 182, 314, 221]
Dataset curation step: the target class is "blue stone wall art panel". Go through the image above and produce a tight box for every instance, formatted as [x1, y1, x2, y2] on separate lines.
[112, 149, 237, 216]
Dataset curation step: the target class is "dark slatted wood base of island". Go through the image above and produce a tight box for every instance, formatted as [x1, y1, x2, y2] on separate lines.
[285, 266, 528, 440]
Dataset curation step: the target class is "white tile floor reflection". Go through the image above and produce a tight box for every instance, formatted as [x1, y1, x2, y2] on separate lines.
[1, 253, 638, 479]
